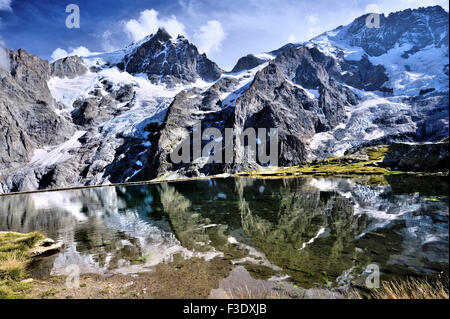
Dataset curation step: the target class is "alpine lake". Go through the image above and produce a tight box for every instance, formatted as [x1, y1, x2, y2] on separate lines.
[0, 175, 448, 298]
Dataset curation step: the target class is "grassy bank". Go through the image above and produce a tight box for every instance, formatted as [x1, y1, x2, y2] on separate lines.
[238, 146, 391, 178]
[0, 231, 44, 298]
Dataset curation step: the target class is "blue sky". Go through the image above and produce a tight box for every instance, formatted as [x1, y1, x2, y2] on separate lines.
[0, 0, 449, 69]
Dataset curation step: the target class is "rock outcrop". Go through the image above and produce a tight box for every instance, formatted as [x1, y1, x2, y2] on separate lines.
[381, 141, 449, 171]
[29, 238, 63, 257]
[72, 83, 135, 127]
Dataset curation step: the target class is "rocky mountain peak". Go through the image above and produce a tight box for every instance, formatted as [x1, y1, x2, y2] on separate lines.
[50, 55, 87, 79]
[153, 27, 172, 42]
[231, 54, 268, 73]
[320, 5, 449, 56]
[121, 27, 223, 86]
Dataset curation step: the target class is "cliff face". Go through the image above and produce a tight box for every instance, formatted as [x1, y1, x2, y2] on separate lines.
[0, 49, 74, 170]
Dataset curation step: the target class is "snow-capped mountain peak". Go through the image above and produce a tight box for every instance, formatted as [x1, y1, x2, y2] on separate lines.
[115, 27, 223, 87]
[313, 5, 448, 57]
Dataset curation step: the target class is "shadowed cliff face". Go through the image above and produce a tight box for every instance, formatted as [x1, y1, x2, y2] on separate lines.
[1, 176, 447, 288]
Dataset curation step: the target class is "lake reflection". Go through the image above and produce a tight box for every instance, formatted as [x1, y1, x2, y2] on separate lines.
[0, 176, 448, 288]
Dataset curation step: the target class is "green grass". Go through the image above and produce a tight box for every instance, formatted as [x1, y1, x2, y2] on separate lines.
[321, 271, 331, 286]
[0, 280, 33, 299]
[102, 241, 112, 246]
[0, 232, 44, 253]
[0, 231, 45, 299]
[424, 197, 441, 202]
[238, 146, 391, 179]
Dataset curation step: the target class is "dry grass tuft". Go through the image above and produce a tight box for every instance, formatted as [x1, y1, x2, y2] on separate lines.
[225, 285, 287, 299]
[371, 273, 449, 299]
[0, 252, 27, 280]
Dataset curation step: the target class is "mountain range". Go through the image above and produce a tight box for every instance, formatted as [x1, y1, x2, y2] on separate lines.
[0, 5, 448, 194]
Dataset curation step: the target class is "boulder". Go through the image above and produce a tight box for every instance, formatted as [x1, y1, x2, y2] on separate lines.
[381, 141, 449, 171]
[29, 239, 63, 257]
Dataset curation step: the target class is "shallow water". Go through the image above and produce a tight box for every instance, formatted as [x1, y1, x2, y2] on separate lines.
[0, 175, 448, 292]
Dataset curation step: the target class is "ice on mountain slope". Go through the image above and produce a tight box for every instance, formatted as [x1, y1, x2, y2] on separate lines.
[30, 130, 87, 167]
[308, 92, 418, 158]
[285, 79, 320, 99]
[49, 63, 212, 137]
[48, 72, 99, 111]
[307, 7, 449, 97]
[370, 44, 448, 95]
[253, 53, 275, 61]
[308, 35, 448, 96]
[300, 7, 449, 158]
[220, 62, 269, 108]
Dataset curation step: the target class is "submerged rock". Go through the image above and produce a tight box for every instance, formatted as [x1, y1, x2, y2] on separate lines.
[381, 141, 449, 171]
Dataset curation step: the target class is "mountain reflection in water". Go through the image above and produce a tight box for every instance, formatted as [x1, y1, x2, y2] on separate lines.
[0, 176, 448, 289]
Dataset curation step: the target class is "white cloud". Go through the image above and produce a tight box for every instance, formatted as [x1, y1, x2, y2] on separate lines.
[193, 20, 226, 55]
[306, 14, 318, 25]
[99, 31, 117, 52]
[0, 0, 12, 11]
[50, 46, 92, 62]
[366, 4, 382, 13]
[0, 44, 9, 71]
[50, 48, 69, 61]
[124, 9, 185, 41]
[0, 18, 9, 71]
[287, 34, 297, 43]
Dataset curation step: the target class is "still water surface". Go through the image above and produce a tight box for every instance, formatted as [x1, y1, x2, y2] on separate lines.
[0, 175, 448, 292]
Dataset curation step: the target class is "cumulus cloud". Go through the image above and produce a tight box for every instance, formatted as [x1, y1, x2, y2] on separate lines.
[124, 9, 185, 41]
[99, 31, 117, 52]
[0, 0, 12, 11]
[50, 46, 93, 62]
[193, 20, 226, 55]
